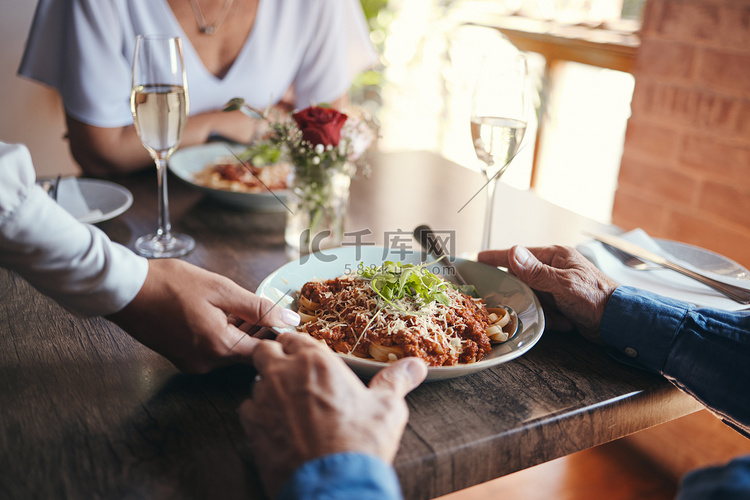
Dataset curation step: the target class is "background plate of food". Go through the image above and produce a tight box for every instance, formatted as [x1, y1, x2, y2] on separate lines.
[169, 142, 289, 212]
[257, 246, 545, 382]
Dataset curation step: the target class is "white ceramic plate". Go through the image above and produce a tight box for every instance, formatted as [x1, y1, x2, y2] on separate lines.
[256, 246, 545, 382]
[168, 142, 288, 212]
[75, 179, 133, 223]
[38, 177, 133, 224]
[656, 239, 750, 280]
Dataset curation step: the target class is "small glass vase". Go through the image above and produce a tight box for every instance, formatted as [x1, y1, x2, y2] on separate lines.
[284, 163, 351, 254]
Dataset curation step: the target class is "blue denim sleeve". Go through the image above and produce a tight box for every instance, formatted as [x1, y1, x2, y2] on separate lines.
[278, 453, 403, 500]
[602, 287, 750, 498]
[600, 286, 750, 434]
[676, 456, 750, 499]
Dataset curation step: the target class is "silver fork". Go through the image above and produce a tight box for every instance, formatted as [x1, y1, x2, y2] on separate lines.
[413, 224, 522, 339]
[50, 174, 61, 201]
[598, 240, 750, 304]
[40, 175, 61, 201]
[602, 243, 661, 271]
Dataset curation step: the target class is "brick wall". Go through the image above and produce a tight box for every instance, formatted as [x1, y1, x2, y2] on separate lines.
[612, 0, 750, 268]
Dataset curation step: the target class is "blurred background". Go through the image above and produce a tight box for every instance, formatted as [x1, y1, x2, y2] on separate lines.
[353, 0, 642, 225]
[2, 0, 749, 264]
[1, 0, 641, 225]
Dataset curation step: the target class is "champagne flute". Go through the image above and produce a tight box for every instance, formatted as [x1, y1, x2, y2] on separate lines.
[470, 53, 528, 251]
[130, 35, 194, 258]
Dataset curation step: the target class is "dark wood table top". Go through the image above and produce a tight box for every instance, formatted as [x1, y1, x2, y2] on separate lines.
[0, 151, 702, 499]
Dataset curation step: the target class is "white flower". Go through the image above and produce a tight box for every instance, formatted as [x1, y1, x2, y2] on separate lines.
[344, 116, 377, 162]
[312, 156, 320, 165]
[326, 144, 333, 151]
[315, 144, 325, 155]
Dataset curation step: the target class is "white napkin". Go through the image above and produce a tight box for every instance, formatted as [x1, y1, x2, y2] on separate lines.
[55, 177, 103, 223]
[577, 228, 750, 311]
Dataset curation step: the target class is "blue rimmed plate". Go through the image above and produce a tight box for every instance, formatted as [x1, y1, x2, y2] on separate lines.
[256, 246, 545, 382]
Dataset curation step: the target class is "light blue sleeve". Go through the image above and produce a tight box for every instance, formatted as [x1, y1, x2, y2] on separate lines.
[293, 0, 377, 107]
[18, 0, 134, 127]
[279, 453, 403, 500]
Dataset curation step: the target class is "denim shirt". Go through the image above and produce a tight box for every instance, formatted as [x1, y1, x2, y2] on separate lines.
[279, 286, 750, 499]
[602, 286, 750, 499]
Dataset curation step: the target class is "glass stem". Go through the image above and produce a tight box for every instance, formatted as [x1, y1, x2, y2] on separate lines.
[155, 154, 172, 244]
[481, 174, 498, 252]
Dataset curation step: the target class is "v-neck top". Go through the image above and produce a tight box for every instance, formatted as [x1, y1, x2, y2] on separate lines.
[18, 0, 377, 128]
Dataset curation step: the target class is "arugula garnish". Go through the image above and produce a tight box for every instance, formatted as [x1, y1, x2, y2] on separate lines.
[357, 260, 456, 311]
[236, 142, 282, 167]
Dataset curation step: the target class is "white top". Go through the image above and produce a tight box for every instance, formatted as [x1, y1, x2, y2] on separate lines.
[0, 142, 148, 316]
[19, 0, 377, 128]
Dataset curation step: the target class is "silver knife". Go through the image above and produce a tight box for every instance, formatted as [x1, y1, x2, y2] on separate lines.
[589, 233, 750, 305]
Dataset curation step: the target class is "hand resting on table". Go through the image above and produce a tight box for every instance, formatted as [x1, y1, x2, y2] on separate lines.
[479, 245, 618, 344]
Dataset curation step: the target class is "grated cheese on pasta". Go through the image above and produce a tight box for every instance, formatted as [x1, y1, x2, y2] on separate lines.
[297, 274, 496, 366]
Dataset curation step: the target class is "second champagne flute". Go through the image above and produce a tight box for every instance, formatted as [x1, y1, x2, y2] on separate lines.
[470, 53, 528, 251]
[130, 35, 194, 258]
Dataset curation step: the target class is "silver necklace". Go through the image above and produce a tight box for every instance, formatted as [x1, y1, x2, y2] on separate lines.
[188, 0, 236, 35]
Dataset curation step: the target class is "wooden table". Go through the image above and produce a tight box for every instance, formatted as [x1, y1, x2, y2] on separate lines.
[0, 151, 702, 499]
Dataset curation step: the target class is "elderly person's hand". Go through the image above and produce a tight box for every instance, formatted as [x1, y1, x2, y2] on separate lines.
[240, 331, 427, 497]
[479, 245, 618, 343]
[107, 259, 300, 373]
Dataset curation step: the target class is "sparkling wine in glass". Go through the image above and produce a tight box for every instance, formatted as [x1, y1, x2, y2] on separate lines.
[130, 35, 194, 258]
[470, 53, 528, 251]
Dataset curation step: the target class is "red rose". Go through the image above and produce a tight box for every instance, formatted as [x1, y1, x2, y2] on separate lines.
[292, 106, 348, 147]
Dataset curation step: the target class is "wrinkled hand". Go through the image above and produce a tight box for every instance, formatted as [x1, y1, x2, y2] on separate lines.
[107, 259, 300, 373]
[240, 332, 427, 497]
[478, 245, 618, 343]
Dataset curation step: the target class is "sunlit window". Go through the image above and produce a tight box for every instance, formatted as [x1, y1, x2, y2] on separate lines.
[354, 0, 643, 223]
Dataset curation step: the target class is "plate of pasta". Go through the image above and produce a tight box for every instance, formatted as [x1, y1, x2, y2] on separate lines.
[256, 246, 545, 381]
[168, 142, 290, 212]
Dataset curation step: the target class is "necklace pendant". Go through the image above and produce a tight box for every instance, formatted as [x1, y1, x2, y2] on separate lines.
[200, 25, 215, 35]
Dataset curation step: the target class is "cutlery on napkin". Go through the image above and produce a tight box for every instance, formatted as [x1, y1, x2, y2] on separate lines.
[577, 229, 750, 311]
